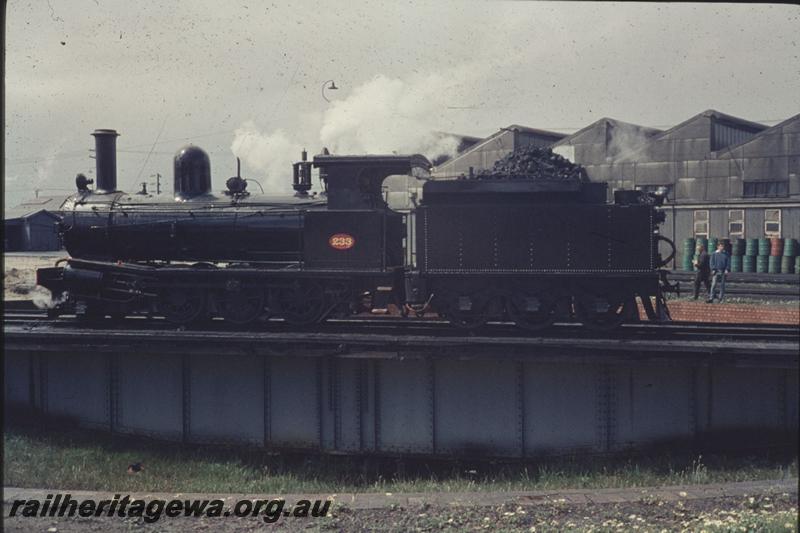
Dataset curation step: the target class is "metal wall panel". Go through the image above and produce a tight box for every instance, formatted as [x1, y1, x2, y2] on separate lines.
[334, 359, 365, 452]
[742, 157, 789, 180]
[575, 144, 607, 165]
[745, 209, 764, 240]
[44, 351, 109, 429]
[360, 361, 377, 452]
[6, 347, 797, 458]
[706, 160, 732, 178]
[708, 367, 782, 430]
[434, 359, 520, 457]
[266, 357, 320, 449]
[613, 366, 692, 449]
[705, 178, 729, 202]
[633, 162, 671, 184]
[685, 160, 705, 179]
[790, 174, 800, 195]
[676, 178, 704, 201]
[116, 353, 183, 440]
[375, 359, 433, 454]
[188, 354, 264, 445]
[4, 351, 31, 407]
[786, 370, 799, 431]
[523, 363, 598, 454]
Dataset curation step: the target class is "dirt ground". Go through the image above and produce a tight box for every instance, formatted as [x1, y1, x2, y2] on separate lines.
[3, 484, 797, 532]
[3, 252, 64, 302]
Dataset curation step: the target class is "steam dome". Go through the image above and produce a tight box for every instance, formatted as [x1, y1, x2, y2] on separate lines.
[174, 145, 211, 200]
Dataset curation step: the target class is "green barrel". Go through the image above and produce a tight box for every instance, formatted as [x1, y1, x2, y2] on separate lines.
[781, 256, 795, 274]
[696, 236, 708, 252]
[682, 238, 696, 270]
[756, 255, 769, 273]
[768, 255, 781, 274]
[758, 238, 771, 256]
[731, 238, 746, 256]
[720, 238, 731, 255]
[745, 238, 759, 256]
[730, 255, 743, 272]
[742, 255, 756, 273]
[708, 237, 718, 253]
[783, 238, 797, 257]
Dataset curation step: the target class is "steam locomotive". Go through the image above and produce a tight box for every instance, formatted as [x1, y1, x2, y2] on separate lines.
[36, 129, 675, 330]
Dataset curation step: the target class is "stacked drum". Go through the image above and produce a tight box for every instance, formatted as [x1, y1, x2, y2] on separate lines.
[681, 236, 797, 274]
[757, 238, 771, 273]
[730, 238, 745, 272]
[782, 238, 797, 274]
[743, 238, 759, 273]
[682, 238, 696, 271]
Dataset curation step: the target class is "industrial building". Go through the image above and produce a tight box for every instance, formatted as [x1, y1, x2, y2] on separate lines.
[4, 196, 63, 251]
[432, 110, 800, 270]
[432, 125, 566, 178]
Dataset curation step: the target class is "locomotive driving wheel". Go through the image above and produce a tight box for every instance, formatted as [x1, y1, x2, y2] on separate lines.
[216, 282, 266, 325]
[273, 281, 326, 326]
[573, 290, 633, 331]
[159, 287, 206, 325]
[505, 290, 559, 331]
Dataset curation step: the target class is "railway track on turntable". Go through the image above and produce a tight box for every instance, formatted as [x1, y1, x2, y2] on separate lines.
[4, 303, 798, 344]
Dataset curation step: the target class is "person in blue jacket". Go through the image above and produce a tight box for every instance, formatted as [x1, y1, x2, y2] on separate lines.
[707, 242, 730, 303]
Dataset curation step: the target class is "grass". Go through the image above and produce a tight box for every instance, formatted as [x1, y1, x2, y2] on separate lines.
[3, 427, 797, 494]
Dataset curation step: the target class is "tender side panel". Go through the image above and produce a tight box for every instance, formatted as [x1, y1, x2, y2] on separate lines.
[419, 204, 653, 273]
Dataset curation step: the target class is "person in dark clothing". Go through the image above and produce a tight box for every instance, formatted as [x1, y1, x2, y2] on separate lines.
[707, 242, 731, 303]
[692, 244, 710, 300]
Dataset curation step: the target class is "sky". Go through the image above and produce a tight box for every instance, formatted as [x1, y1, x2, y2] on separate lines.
[4, 1, 799, 207]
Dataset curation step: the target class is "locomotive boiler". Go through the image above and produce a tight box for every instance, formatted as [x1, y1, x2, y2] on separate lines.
[36, 128, 675, 330]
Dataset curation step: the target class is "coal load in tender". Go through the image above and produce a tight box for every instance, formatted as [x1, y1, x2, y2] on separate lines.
[475, 146, 588, 181]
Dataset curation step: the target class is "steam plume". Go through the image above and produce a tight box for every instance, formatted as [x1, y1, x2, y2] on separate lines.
[230, 121, 302, 193]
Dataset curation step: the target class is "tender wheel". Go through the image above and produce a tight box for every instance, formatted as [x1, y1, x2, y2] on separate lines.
[437, 290, 496, 330]
[574, 292, 632, 331]
[217, 283, 266, 325]
[273, 281, 326, 325]
[506, 290, 558, 331]
[159, 288, 206, 325]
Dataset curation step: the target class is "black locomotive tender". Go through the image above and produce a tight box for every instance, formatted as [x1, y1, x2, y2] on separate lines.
[36, 129, 675, 330]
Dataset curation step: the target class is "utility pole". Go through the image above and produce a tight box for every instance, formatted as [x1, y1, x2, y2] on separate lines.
[150, 173, 162, 195]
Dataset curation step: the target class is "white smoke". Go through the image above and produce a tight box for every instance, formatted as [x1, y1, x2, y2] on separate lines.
[230, 121, 303, 193]
[607, 122, 659, 162]
[31, 286, 69, 310]
[319, 74, 464, 160]
[230, 68, 487, 182]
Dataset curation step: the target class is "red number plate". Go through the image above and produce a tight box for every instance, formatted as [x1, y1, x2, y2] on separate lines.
[328, 233, 355, 250]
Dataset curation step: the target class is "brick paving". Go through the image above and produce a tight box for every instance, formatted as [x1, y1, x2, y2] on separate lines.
[640, 300, 800, 325]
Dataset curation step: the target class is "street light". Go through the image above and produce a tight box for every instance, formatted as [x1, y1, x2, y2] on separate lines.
[321, 80, 338, 102]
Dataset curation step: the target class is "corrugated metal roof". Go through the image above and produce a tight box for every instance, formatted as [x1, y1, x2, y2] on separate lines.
[715, 113, 800, 157]
[432, 124, 566, 172]
[592, 109, 769, 163]
[649, 109, 767, 143]
[4, 195, 65, 221]
[551, 117, 662, 147]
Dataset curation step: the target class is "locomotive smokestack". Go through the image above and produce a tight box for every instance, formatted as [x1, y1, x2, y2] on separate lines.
[91, 129, 120, 193]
